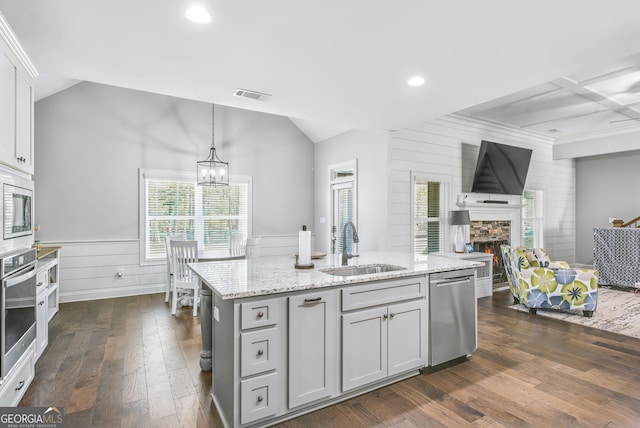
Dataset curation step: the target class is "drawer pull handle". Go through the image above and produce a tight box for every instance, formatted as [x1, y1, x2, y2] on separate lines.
[257, 395, 264, 403]
[304, 297, 322, 303]
[389, 313, 395, 319]
[257, 311, 264, 318]
[15, 380, 25, 391]
[257, 349, 264, 356]
[383, 314, 388, 320]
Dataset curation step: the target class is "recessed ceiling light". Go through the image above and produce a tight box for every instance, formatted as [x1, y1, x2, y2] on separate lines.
[407, 76, 425, 87]
[185, 5, 212, 24]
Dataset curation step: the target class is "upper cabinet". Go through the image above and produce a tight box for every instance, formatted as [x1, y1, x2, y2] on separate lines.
[0, 13, 37, 175]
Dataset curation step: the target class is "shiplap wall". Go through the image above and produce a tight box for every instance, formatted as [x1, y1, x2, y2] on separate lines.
[49, 236, 298, 303]
[389, 115, 577, 263]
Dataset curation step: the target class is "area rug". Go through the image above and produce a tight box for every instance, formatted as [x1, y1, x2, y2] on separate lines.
[508, 287, 640, 339]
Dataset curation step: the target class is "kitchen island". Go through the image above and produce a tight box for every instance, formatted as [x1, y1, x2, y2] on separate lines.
[188, 252, 480, 427]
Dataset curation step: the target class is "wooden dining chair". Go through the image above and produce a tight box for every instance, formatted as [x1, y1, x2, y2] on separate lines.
[229, 233, 246, 257]
[164, 234, 184, 303]
[170, 240, 199, 316]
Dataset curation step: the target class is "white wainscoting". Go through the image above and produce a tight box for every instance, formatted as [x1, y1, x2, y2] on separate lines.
[46, 235, 298, 303]
[45, 240, 165, 303]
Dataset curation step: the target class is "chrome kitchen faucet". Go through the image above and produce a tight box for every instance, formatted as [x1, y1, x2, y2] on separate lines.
[341, 221, 359, 266]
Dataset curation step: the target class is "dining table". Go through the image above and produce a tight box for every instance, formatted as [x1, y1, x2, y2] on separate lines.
[191, 250, 245, 371]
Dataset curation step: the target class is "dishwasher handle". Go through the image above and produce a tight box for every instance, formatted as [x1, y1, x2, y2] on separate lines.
[431, 275, 473, 287]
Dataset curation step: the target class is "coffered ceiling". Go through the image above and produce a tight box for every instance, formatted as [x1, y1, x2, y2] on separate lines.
[2, 1, 640, 149]
[457, 52, 640, 143]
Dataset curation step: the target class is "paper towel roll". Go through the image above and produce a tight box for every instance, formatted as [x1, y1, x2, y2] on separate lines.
[298, 228, 311, 265]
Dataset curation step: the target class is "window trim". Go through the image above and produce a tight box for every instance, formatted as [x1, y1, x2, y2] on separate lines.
[410, 171, 452, 255]
[138, 168, 252, 266]
[522, 188, 544, 249]
[328, 159, 358, 255]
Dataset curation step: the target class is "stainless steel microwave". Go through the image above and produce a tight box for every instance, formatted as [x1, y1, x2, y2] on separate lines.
[3, 183, 33, 240]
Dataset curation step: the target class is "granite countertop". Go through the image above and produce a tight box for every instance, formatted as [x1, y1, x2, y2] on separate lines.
[188, 251, 481, 300]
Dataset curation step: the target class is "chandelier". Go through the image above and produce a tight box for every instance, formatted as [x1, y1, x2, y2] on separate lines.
[197, 104, 229, 186]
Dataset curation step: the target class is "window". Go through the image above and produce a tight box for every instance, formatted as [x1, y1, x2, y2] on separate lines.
[139, 169, 251, 262]
[522, 189, 543, 248]
[412, 173, 450, 255]
[330, 160, 357, 255]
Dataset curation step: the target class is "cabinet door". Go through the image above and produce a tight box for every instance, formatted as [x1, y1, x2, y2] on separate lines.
[288, 290, 336, 408]
[15, 71, 33, 173]
[342, 306, 387, 392]
[36, 292, 48, 359]
[387, 300, 427, 376]
[0, 52, 16, 166]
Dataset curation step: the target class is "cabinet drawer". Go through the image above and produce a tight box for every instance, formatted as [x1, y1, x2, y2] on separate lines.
[240, 372, 281, 424]
[341, 276, 426, 311]
[240, 327, 280, 377]
[0, 348, 34, 406]
[241, 298, 282, 330]
[36, 270, 48, 292]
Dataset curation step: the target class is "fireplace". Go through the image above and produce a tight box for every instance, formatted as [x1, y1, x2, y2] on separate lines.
[470, 220, 511, 284]
[473, 240, 508, 283]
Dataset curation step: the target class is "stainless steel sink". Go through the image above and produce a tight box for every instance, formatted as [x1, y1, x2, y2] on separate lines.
[320, 264, 406, 277]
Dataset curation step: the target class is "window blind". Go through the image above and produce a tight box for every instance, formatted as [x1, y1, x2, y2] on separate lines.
[413, 178, 450, 255]
[144, 176, 248, 259]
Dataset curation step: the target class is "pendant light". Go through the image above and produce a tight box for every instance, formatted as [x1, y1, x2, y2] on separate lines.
[197, 104, 229, 186]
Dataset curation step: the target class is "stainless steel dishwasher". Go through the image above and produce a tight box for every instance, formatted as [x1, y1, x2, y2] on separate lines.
[429, 269, 477, 366]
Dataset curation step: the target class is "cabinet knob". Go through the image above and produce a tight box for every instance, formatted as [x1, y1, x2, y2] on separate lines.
[257, 349, 264, 356]
[389, 313, 395, 319]
[383, 314, 388, 320]
[257, 311, 264, 318]
[257, 395, 263, 403]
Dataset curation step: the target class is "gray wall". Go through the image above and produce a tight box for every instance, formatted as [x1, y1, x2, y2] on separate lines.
[34, 82, 314, 242]
[575, 150, 640, 263]
[313, 129, 389, 253]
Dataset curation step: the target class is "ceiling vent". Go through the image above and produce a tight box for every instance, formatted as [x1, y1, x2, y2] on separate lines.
[233, 88, 271, 101]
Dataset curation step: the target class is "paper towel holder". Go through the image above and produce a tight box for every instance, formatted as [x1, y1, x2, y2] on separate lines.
[295, 225, 315, 269]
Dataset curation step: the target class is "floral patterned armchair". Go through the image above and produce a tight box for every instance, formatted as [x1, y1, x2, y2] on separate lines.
[500, 245, 598, 317]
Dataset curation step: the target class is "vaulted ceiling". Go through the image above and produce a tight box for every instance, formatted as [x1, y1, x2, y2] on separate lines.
[2, 1, 640, 149]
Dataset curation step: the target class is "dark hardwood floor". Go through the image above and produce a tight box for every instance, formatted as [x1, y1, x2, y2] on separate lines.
[21, 290, 640, 427]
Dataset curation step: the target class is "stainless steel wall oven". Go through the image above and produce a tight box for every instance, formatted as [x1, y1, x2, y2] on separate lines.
[1, 247, 36, 378]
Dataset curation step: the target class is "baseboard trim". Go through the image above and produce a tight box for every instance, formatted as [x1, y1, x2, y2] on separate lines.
[60, 284, 165, 303]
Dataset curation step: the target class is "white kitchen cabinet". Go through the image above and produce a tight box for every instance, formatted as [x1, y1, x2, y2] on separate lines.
[342, 306, 387, 390]
[0, 52, 16, 165]
[288, 290, 337, 409]
[36, 247, 60, 323]
[0, 343, 34, 406]
[342, 299, 427, 391]
[35, 271, 48, 360]
[387, 300, 428, 376]
[0, 17, 36, 174]
[15, 70, 33, 172]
